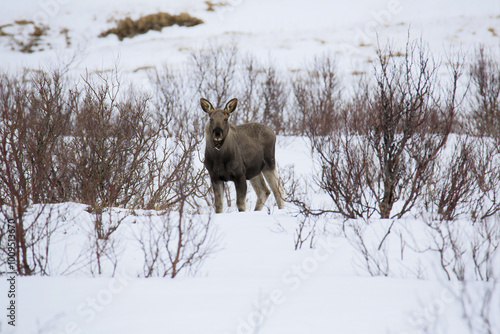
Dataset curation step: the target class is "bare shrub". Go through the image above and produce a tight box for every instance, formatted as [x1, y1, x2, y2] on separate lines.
[292, 54, 375, 218]
[137, 208, 218, 278]
[418, 215, 499, 281]
[407, 216, 500, 333]
[26, 71, 73, 203]
[23, 206, 62, 276]
[190, 42, 239, 108]
[424, 137, 476, 221]
[345, 220, 390, 277]
[471, 217, 499, 281]
[71, 68, 206, 213]
[70, 68, 210, 280]
[367, 40, 456, 218]
[296, 72, 375, 219]
[343, 77, 372, 134]
[272, 164, 309, 248]
[70, 71, 158, 212]
[471, 137, 500, 221]
[149, 66, 195, 136]
[234, 55, 291, 133]
[0, 205, 67, 276]
[468, 46, 500, 138]
[149, 66, 210, 211]
[0, 70, 71, 275]
[293, 54, 341, 136]
[162, 122, 208, 211]
[428, 135, 500, 222]
[424, 135, 500, 222]
[309, 40, 458, 219]
[260, 63, 290, 135]
[281, 165, 309, 212]
[87, 208, 127, 276]
[314, 126, 376, 219]
[425, 219, 467, 280]
[457, 279, 499, 334]
[0, 62, 214, 278]
[189, 45, 293, 135]
[237, 55, 262, 124]
[422, 218, 499, 333]
[294, 215, 318, 250]
[280, 165, 320, 249]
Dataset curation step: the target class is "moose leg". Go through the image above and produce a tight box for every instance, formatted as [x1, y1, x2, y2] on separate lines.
[211, 179, 224, 213]
[263, 168, 285, 209]
[234, 177, 247, 212]
[250, 173, 271, 211]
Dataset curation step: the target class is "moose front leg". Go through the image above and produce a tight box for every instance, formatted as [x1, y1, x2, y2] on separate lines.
[211, 179, 224, 213]
[234, 177, 247, 212]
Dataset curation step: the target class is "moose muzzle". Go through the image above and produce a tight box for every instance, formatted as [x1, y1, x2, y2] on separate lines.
[213, 127, 224, 150]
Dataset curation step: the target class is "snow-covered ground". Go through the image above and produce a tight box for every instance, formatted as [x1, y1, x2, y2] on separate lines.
[1, 0, 499, 77]
[1, 1, 500, 333]
[1, 136, 499, 334]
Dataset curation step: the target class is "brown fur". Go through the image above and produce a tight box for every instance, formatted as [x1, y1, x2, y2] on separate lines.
[201, 98, 285, 213]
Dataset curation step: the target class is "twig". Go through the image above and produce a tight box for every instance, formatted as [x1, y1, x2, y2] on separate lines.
[378, 220, 395, 251]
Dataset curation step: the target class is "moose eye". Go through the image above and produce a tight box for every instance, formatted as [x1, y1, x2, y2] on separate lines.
[224, 119, 228, 124]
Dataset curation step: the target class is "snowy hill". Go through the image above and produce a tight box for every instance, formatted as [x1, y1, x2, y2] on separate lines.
[1, 1, 500, 334]
[1, 0, 499, 75]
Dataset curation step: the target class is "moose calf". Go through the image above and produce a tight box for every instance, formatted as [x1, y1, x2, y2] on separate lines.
[201, 97, 285, 213]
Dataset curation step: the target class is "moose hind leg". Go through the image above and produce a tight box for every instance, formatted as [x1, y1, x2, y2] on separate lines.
[250, 173, 271, 211]
[263, 168, 285, 209]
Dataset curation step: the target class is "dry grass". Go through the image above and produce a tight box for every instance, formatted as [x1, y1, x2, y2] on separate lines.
[14, 20, 34, 25]
[0, 25, 10, 37]
[0, 21, 49, 53]
[100, 12, 203, 40]
[60, 28, 71, 46]
[358, 41, 371, 47]
[205, 1, 229, 11]
[18, 25, 49, 53]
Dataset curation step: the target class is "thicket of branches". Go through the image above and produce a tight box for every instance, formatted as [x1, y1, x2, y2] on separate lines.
[290, 41, 500, 222]
[1, 41, 500, 277]
[0, 66, 211, 276]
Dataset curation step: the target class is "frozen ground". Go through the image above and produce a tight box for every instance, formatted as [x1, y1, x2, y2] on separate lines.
[1, 1, 500, 333]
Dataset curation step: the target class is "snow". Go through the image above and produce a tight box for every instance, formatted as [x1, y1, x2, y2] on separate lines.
[1, 0, 500, 333]
[2, 0, 499, 74]
[7, 211, 490, 334]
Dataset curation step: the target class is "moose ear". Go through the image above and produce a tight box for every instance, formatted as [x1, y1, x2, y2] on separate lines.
[200, 98, 214, 113]
[224, 98, 238, 114]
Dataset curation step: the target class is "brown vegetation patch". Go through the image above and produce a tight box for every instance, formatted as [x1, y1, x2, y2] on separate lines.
[205, 1, 229, 11]
[0, 21, 52, 53]
[17, 25, 48, 53]
[100, 12, 203, 40]
[0, 25, 10, 37]
[14, 20, 34, 25]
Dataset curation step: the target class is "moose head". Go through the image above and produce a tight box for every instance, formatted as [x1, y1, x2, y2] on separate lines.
[200, 98, 238, 151]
